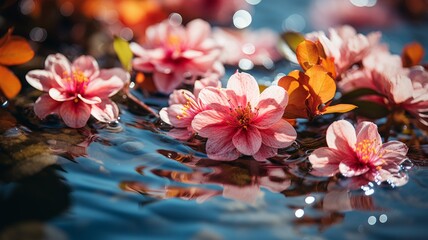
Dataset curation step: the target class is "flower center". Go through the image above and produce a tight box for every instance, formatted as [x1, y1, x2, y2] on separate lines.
[230, 103, 255, 130]
[176, 91, 198, 120]
[63, 69, 89, 94]
[167, 34, 182, 54]
[355, 139, 381, 164]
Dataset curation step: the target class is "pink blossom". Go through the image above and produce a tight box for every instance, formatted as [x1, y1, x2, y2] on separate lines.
[191, 71, 297, 161]
[130, 18, 224, 94]
[306, 25, 381, 76]
[212, 27, 282, 68]
[26, 53, 128, 128]
[309, 120, 409, 186]
[159, 74, 221, 140]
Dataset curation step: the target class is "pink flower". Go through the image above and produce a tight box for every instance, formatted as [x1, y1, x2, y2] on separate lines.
[130, 18, 224, 94]
[26, 53, 128, 128]
[309, 120, 409, 186]
[306, 25, 381, 76]
[192, 71, 297, 161]
[159, 74, 221, 140]
[212, 27, 282, 68]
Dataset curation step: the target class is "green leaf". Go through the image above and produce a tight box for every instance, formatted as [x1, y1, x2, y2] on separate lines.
[341, 88, 383, 102]
[353, 100, 390, 119]
[113, 36, 133, 72]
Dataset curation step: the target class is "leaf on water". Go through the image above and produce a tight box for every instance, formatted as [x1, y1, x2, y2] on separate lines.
[0, 65, 22, 99]
[402, 42, 424, 68]
[113, 36, 133, 72]
[306, 65, 336, 104]
[353, 100, 390, 119]
[0, 36, 34, 66]
[322, 104, 357, 114]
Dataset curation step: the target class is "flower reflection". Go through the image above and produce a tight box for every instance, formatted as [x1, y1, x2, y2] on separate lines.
[120, 153, 291, 203]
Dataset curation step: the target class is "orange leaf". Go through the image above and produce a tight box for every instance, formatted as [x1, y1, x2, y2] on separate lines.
[296, 40, 320, 71]
[296, 40, 319, 70]
[278, 75, 310, 119]
[306, 65, 336, 104]
[0, 65, 22, 99]
[322, 103, 357, 114]
[402, 42, 424, 68]
[0, 36, 34, 66]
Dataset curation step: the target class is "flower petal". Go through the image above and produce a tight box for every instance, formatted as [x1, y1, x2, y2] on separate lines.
[49, 88, 75, 102]
[206, 134, 240, 161]
[72, 55, 100, 79]
[78, 94, 102, 105]
[232, 126, 262, 156]
[167, 128, 194, 141]
[253, 144, 278, 161]
[254, 86, 287, 128]
[191, 109, 229, 137]
[226, 71, 260, 107]
[355, 121, 382, 147]
[339, 161, 370, 177]
[85, 68, 127, 98]
[259, 120, 296, 148]
[153, 72, 181, 94]
[45, 53, 71, 85]
[25, 70, 58, 92]
[59, 100, 91, 128]
[197, 87, 229, 110]
[380, 141, 408, 163]
[33, 94, 61, 119]
[326, 120, 357, 152]
[91, 100, 119, 123]
[308, 147, 342, 177]
[186, 19, 210, 47]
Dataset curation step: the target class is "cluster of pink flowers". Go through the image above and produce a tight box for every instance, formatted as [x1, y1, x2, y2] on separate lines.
[161, 71, 297, 161]
[130, 18, 224, 94]
[26, 54, 129, 128]
[309, 120, 409, 186]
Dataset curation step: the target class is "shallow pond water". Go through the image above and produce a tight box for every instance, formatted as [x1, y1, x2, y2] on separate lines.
[1, 0, 428, 239]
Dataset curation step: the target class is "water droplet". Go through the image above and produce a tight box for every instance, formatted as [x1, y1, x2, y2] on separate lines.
[305, 196, 315, 204]
[169, 13, 182, 26]
[379, 214, 387, 223]
[283, 14, 306, 32]
[368, 216, 376, 225]
[30, 27, 48, 42]
[246, 0, 262, 5]
[233, 10, 252, 29]
[295, 209, 304, 218]
[119, 27, 134, 41]
[239, 58, 254, 70]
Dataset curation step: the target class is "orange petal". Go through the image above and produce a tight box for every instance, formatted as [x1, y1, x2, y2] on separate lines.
[306, 65, 336, 104]
[296, 40, 320, 71]
[0, 28, 13, 47]
[0, 65, 22, 99]
[0, 36, 34, 66]
[279, 76, 310, 119]
[315, 40, 327, 59]
[402, 42, 424, 68]
[322, 104, 357, 114]
[320, 57, 337, 79]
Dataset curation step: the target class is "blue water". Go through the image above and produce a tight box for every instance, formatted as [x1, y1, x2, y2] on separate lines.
[1, 0, 428, 239]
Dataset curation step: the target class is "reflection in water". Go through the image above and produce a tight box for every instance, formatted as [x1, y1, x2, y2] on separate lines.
[121, 151, 291, 203]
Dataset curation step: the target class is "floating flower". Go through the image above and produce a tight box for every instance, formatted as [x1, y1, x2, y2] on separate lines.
[26, 54, 129, 128]
[306, 25, 381, 77]
[309, 120, 409, 186]
[130, 18, 223, 94]
[192, 71, 297, 161]
[159, 74, 221, 140]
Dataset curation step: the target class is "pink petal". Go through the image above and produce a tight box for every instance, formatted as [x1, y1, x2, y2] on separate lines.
[197, 87, 229, 109]
[45, 53, 71, 77]
[153, 72, 182, 94]
[232, 126, 262, 155]
[259, 120, 296, 148]
[49, 88, 75, 102]
[159, 107, 172, 125]
[186, 19, 210, 47]
[308, 147, 342, 177]
[191, 109, 229, 137]
[25, 70, 58, 92]
[193, 74, 221, 99]
[85, 68, 127, 98]
[168, 89, 194, 105]
[91, 100, 119, 123]
[164, 104, 191, 128]
[377, 168, 408, 187]
[355, 121, 382, 148]
[33, 94, 61, 119]
[226, 71, 260, 108]
[253, 144, 277, 161]
[72, 55, 100, 79]
[59, 100, 91, 128]
[129, 42, 147, 57]
[339, 161, 370, 177]
[253, 86, 287, 128]
[326, 120, 357, 152]
[167, 128, 194, 141]
[78, 94, 102, 105]
[380, 141, 408, 163]
[206, 134, 240, 161]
